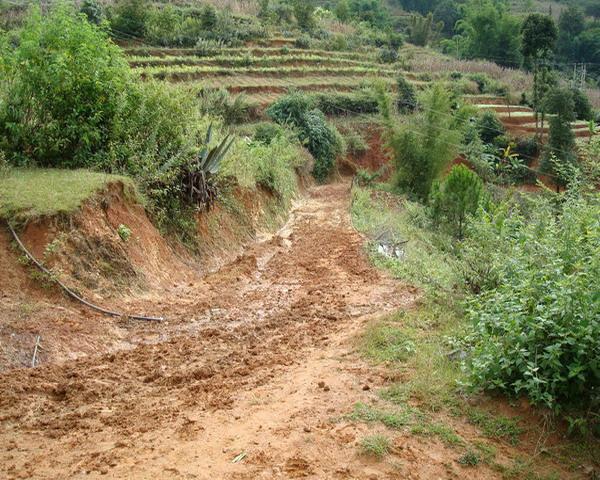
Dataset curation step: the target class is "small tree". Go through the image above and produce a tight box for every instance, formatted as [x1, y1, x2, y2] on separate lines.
[520, 14, 557, 133]
[334, 0, 350, 22]
[407, 12, 443, 46]
[292, 0, 316, 31]
[111, 0, 148, 37]
[475, 111, 504, 144]
[429, 164, 486, 239]
[541, 87, 577, 191]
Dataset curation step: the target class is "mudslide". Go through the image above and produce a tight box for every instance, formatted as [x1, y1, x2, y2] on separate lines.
[1, 183, 424, 479]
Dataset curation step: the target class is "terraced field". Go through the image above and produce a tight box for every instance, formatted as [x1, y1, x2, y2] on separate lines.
[123, 41, 598, 143]
[466, 95, 597, 140]
[124, 42, 400, 111]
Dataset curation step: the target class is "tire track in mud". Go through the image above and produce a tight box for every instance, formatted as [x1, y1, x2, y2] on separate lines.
[0, 183, 416, 479]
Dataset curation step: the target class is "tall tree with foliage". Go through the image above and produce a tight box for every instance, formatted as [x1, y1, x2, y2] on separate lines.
[454, 0, 522, 67]
[520, 13, 557, 134]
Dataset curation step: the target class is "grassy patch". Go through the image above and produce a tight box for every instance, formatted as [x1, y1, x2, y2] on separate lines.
[360, 434, 391, 458]
[348, 402, 419, 429]
[361, 322, 416, 363]
[458, 450, 481, 466]
[411, 421, 464, 446]
[466, 408, 523, 445]
[0, 168, 134, 221]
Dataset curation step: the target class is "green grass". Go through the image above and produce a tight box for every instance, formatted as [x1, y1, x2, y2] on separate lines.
[0, 168, 134, 220]
[361, 322, 416, 363]
[465, 408, 523, 445]
[360, 434, 391, 458]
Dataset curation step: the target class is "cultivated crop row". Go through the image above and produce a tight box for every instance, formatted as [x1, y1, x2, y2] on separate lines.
[139, 65, 398, 81]
[128, 54, 382, 69]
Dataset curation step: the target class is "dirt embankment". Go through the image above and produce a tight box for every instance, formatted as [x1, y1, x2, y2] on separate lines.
[0, 181, 290, 370]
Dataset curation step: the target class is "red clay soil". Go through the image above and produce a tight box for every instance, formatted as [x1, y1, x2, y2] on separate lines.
[0, 183, 591, 479]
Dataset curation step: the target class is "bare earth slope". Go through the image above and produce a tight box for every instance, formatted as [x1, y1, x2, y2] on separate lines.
[1, 183, 423, 479]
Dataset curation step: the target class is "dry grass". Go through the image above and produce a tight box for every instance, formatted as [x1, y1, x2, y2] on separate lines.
[585, 87, 600, 109]
[403, 49, 532, 93]
[202, 0, 258, 16]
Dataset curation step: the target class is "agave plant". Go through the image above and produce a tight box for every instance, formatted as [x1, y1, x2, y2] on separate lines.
[182, 125, 234, 211]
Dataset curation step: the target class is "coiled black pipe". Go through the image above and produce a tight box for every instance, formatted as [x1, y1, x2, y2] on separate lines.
[7, 223, 164, 322]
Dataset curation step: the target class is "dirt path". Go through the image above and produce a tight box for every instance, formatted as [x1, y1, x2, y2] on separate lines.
[1, 183, 428, 479]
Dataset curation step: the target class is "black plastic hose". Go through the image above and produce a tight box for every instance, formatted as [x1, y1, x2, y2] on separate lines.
[7, 223, 164, 322]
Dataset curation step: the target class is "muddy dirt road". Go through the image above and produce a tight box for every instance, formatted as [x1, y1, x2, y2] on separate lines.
[1, 183, 433, 479]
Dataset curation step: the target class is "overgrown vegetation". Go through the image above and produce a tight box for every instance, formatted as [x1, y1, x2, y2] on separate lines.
[0, 5, 308, 242]
[352, 69, 599, 465]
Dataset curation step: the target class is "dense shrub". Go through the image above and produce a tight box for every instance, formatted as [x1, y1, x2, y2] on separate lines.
[541, 87, 577, 189]
[253, 122, 285, 145]
[312, 90, 379, 116]
[80, 0, 105, 25]
[396, 76, 417, 113]
[378, 47, 399, 64]
[0, 5, 130, 167]
[302, 109, 344, 181]
[571, 88, 593, 121]
[267, 92, 343, 182]
[464, 194, 600, 412]
[266, 90, 315, 126]
[294, 34, 311, 49]
[475, 111, 504, 144]
[429, 164, 486, 239]
[292, 0, 316, 31]
[110, 0, 148, 37]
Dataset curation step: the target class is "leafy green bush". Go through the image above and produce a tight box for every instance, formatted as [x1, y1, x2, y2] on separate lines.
[144, 5, 183, 46]
[429, 164, 487, 239]
[294, 34, 311, 49]
[464, 194, 600, 411]
[0, 5, 130, 167]
[312, 90, 379, 116]
[292, 0, 316, 31]
[378, 47, 399, 64]
[475, 111, 504, 144]
[110, 0, 148, 37]
[253, 122, 284, 145]
[302, 109, 344, 182]
[80, 0, 105, 25]
[266, 90, 315, 126]
[266, 92, 343, 182]
[571, 87, 593, 121]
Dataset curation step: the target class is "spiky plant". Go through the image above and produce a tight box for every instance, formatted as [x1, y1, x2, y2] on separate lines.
[181, 125, 234, 211]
